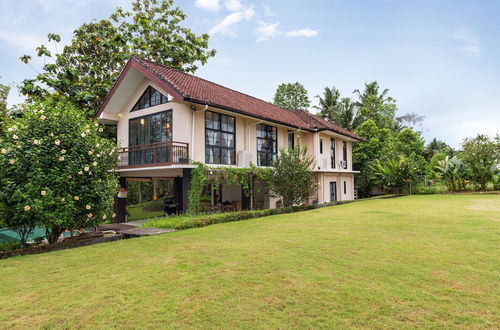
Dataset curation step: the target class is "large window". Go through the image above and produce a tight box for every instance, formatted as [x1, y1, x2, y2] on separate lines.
[257, 123, 277, 166]
[129, 111, 172, 165]
[330, 138, 336, 169]
[320, 139, 323, 154]
[131, 86, 169, 112]
[343, 141, 348, 169]
[205, 111, 236, 165]
[287, 131, 295, 150]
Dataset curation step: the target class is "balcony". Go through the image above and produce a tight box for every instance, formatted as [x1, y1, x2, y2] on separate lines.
[118, 141, 189, 169]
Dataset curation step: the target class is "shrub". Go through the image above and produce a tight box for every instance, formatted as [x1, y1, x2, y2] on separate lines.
[0, 99, 118, 244]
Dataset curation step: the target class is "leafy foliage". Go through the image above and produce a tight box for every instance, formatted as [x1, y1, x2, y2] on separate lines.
[313, 86, 341, 121]
[459, 134, 500, 190]
[273, 82, 311, 110]
[0, 99, 118, 244]
[370, 155, 421, 194]
[0, 80, 10, 133]
[423, 138, 454, 160]
[436, 156, 470, 192]
[19, 0, 216, 117]
[268, 145, 317, 207]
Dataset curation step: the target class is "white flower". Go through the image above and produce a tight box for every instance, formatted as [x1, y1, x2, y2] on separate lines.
[23, 205, 31, 212]
[40, 190, 46, 196]
[92, 161, 97, 166]
[33, 139, 40, 145]
[40, 115, 46, 120]
[61, 197, 65, 202]
[96, 144, 100, 147]
[74, 196, 79, 201]
[88, 151, 93, 155]
[54, 139, 60, 145]
[87, 213, 93, 218]
[85, 129, 90, 134]
[9, 159, 15, 164]
[84, 166, 90, 172]
[102, 215, 107, 220]
[88, 171, 93, 175]
[8, 126, 17, 132]
[67, 175, 72, 179]
[86, 205, 91, 210]
[95, 123, 99, 127]
[59, 156, 65, 161]
[12, 135, 18, 140]
[112, 213, 116, 218]
[49, 132, 54, 137]
[99, 128, 103, 132]
[60, 149, 66, 154]
[1, 148, 7, 154]
[78, 171, 83, 175]
[81, 132, 86, 137]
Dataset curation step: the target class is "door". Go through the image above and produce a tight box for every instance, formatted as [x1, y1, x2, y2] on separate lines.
[329, 182, 337, 202]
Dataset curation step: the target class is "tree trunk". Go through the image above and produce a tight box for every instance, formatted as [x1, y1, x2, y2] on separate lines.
[45, 226, 64, 244]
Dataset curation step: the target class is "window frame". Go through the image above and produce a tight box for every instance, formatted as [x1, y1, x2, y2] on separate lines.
[205, 110, 236, 165]
[287, 130, 295, 150]
[344, 181, 347, 194]
[343, 141, 348, 169]
[131, 86, 169, 112]
[319, 138, 323, 154]
[128, 110, 173, 147]
[330, 138, 336, 169]
[256, 123, 278, 167]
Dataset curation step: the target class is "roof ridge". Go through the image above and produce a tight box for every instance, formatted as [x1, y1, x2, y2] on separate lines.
[135, 56, 299, 115]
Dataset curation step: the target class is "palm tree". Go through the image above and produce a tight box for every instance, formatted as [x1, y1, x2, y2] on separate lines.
[313, 86, 340, 121]
[353, 81, 390, 107]
[335, 97, 363, 131]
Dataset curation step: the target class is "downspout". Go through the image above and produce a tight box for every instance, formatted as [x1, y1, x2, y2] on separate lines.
[191, 104, 208, 161]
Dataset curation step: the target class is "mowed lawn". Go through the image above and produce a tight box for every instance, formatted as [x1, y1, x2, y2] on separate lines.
[1, 194, 499, 328]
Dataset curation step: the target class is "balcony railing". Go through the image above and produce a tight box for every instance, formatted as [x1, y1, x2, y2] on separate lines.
[118, 141, 189, 168]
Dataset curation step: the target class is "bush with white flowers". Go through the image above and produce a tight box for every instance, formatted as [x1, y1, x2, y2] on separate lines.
[0, 99, 118, 244]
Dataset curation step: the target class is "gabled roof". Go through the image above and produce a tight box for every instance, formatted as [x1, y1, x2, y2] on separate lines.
[97, 56, 364, 141]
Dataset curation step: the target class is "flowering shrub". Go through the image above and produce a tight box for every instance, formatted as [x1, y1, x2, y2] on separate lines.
[0, 99, 118, 244]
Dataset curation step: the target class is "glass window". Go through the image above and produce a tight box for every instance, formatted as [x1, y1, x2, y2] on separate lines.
[330, 138, 336, 169]
[131, 86, 169, 112]
[343, 141, 348, 169]
[205, 111, 235, 165]
[287, 131, 295, 150]
[320, 139, 323, 154]
[257, 123, 277, 166]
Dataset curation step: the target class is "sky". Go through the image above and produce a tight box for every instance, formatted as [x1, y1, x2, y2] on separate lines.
[0, 0, 499, 148]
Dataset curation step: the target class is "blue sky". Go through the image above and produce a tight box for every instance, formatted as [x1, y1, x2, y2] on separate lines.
[0, 0, 499, 147]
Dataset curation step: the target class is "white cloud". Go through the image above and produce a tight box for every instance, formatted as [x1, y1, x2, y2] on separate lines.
[209, 5, 255, 36]
[285, 29, 319, 38]
[262, 4, 276, 17]
[255, 21, 280, 42]
[453, 28, 480, 57]
[225, 0, 243, 12]
[195, 0, 220, 11]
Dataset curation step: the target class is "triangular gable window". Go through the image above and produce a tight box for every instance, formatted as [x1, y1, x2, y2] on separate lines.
[131, 86, 169, 112]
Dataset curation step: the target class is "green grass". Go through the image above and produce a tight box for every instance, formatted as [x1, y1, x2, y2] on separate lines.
[1, 194, 499, 328]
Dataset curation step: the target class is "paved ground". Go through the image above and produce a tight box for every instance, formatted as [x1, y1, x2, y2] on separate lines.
[96, 222, 174, 237]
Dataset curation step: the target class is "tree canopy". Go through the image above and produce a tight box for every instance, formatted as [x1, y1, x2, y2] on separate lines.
[19, 0, 216, 117]
[273, 82, 311, 110]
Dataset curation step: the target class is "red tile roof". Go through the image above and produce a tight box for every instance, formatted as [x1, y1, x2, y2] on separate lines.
[102, 56, 364, 141]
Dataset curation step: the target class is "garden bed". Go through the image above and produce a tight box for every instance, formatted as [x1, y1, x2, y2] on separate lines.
[0, 232, 124, 259]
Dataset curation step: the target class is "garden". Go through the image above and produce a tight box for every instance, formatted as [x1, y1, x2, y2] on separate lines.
[1, 194, 498, 328]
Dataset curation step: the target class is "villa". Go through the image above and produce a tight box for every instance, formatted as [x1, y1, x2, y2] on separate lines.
[96, 56, 364, 217]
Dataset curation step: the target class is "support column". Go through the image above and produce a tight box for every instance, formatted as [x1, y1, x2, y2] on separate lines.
[181, 168, 192, 213]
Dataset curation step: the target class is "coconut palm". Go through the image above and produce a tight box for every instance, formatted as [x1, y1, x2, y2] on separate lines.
[353, 81, 390, 107]
[335, 97, 363, 131]
[313, 86, 340, 121]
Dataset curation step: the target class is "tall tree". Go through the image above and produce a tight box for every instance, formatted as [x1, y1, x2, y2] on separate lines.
[396, 112, 425, 133]
[313, 86, 341, 121]
[423, 138, 454, 160]
[273, 82, 311, 110]
[353, 81, 397, 130]
[19, 0, 216, 117]
[334, 97, 363, 131]
[0, 79, 10, 133]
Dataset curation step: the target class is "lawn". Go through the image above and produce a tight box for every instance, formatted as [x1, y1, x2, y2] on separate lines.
[0, 194, 499, 328]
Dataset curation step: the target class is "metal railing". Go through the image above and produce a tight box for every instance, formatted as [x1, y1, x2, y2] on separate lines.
[118, 141, 189, 168]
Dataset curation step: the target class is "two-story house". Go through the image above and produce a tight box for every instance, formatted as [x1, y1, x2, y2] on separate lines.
[96, 56, 364, 218]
